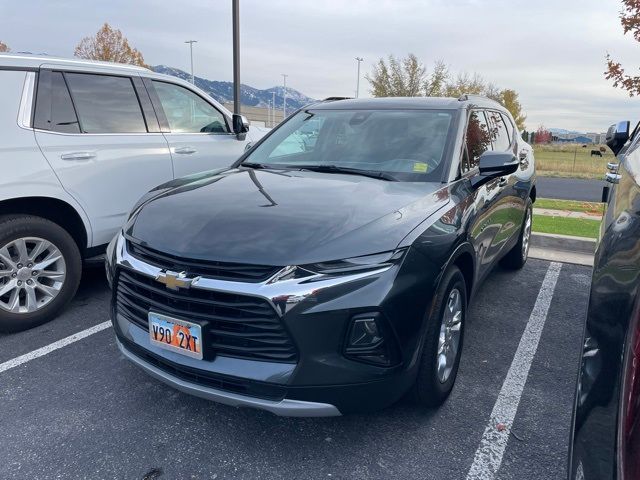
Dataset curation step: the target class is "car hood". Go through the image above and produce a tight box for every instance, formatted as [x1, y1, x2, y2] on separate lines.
[125, 168, 449, 266]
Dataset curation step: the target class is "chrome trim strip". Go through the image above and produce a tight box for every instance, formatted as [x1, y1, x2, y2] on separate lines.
[117, 339, 341, 417]
[114, 233, 392, 317]
[17, 71, 35, 129]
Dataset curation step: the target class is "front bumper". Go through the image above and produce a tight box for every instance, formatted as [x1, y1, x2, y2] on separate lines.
[117, 339, 340, 417]
[107, 232, 433, 416]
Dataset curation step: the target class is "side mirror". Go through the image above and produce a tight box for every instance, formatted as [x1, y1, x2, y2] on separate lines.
[471, 151, 518, 189]
[232, 114, 250, 139]
[606, 121, 630, 156]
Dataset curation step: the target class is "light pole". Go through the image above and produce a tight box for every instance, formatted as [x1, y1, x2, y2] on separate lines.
[232, 0, 241, 117]
[272, 91, 276, 126]
[281, 73, 288, 118]
[185, 40, 197, 84]
[355, 57, 363, 98]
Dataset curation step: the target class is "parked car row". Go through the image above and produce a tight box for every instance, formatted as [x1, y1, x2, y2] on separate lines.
[0, 54, 265, 331]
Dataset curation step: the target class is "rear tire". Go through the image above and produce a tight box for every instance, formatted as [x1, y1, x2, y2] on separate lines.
[412, 265, 467, 407]
[0, 215, 82, 333]
[501, 198, 533, 270]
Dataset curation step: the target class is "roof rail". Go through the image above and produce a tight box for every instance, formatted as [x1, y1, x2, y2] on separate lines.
[322, 96, 353, 102]
[458, 94, 468, 102]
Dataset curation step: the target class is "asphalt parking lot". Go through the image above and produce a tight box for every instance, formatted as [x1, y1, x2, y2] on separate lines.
[0, 259, 590, 480]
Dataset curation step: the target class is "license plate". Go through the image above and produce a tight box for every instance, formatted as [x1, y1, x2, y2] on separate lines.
[148, 312, 203, 360]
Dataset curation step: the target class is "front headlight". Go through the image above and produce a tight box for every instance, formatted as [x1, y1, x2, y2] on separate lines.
[301, 248, 407, 275]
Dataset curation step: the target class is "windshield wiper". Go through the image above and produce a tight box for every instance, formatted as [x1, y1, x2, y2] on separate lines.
[241, 162, 266, 169]
[296, 164, 397, 181]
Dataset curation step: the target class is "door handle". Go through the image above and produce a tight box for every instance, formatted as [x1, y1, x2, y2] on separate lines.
[60, 151, 96, 161]
[498, 177, 508, 187]
[174, 146, 197, 155]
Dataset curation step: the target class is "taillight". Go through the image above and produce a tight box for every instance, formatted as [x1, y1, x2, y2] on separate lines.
[620, 304, 640, 479]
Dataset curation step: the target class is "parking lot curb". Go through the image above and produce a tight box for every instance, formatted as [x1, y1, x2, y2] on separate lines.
[529, 232, 595, 267]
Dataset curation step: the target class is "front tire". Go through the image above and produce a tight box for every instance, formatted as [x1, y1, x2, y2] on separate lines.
[501, 199, 533, 270]
[412, 265, 467, 407]
[0, 216, 82, 333]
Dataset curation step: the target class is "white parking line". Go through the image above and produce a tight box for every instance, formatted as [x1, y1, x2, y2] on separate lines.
[466, 262, 563, 480]
[0, 321, 112, 374]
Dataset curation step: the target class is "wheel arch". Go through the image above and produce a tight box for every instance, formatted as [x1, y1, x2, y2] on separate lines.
[442, 242, 476, 301]
[0, 197, 89, 254]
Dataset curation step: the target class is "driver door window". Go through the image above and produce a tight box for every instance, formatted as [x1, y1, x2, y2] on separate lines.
[153, 81, 228, 133]
[151, 80, 247, 178]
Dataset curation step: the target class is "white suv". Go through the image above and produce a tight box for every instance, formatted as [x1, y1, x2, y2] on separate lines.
[0, 54, 267, 331]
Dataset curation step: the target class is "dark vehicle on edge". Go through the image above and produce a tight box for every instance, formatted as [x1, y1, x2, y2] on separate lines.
[105, 96, 536, 416]
[569, 121, 640, 479]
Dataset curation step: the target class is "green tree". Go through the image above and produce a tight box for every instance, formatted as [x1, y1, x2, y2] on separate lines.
[366, 53, 426, 97]
[424, 60, 448, 97]
[529, 131, 536, 144]
[500, 89, 527, 130]
[74, 23, 147, 67]
[0, 41, 9, 53]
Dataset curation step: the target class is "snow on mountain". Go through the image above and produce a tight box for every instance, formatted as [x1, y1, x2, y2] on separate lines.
[152, 65, 316, 110]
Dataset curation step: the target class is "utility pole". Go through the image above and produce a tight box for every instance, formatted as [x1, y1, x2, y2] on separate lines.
[281, 74, 288, 118]
[232, 0, 241, 116]
[272, 91, 276, 126]
[355, 57, 363, 98]
[185, 40, 197, 84]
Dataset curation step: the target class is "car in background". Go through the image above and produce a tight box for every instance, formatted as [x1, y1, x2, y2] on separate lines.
[0, 53, 265, 332]
[569, 121, 640, 479]
[106, 95, 536, 416]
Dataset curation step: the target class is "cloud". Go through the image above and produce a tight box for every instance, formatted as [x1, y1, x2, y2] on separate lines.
[2, 0, 639, 131]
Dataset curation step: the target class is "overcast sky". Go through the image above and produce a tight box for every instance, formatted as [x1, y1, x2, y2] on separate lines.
[2, 0, 639, 132]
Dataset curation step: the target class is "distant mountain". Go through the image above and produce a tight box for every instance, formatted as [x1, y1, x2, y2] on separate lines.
[549, 128, 584, 135]
[152, 65, 316, 110]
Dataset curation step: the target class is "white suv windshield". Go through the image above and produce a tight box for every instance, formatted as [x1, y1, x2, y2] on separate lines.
[243, 109, 454, 181]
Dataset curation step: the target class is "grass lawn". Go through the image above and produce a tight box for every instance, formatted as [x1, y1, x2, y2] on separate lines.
[534, 144, 611, 179]
[532, 214, 600, 239]
[535, 198, 605, 215]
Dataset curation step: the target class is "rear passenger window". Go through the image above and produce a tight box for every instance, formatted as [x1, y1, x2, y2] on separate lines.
[34, 71, 81, 133]
[64, 73, 147, 133]
[464, 110, 492, 172]
[487, 111, 511, 151]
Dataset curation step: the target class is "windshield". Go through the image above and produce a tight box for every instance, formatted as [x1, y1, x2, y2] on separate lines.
[242, 108, 455, 181]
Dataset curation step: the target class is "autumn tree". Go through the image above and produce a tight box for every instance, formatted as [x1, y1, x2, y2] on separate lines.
[534, 126, 552, 144]
[74, 23, 147, 67]
[0, 41, 9, 53]
[606, 0, 640, 96]
[499, 89, 527, 130]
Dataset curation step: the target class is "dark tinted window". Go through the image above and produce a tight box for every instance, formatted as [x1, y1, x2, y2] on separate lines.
[465, 110, 492, 172]
[34, 71, 81, 133]
[65, 73, 147, 133]
[487, 111, 511, 151]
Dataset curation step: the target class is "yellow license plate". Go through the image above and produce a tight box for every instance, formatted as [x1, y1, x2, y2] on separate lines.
[148, 312, 203, 360]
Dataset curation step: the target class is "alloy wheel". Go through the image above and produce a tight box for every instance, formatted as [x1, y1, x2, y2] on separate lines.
[0, 237, 66, 314]
[437, 288, 463, 383]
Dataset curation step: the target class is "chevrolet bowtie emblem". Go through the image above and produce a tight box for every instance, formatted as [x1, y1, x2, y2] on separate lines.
[155, 271, 193, 290]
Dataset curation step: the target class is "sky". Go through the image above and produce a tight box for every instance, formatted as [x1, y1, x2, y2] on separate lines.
[2, 0, 639, 132]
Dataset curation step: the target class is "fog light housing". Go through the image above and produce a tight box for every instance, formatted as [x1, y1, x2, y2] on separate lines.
[344, 313, 399, 367]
